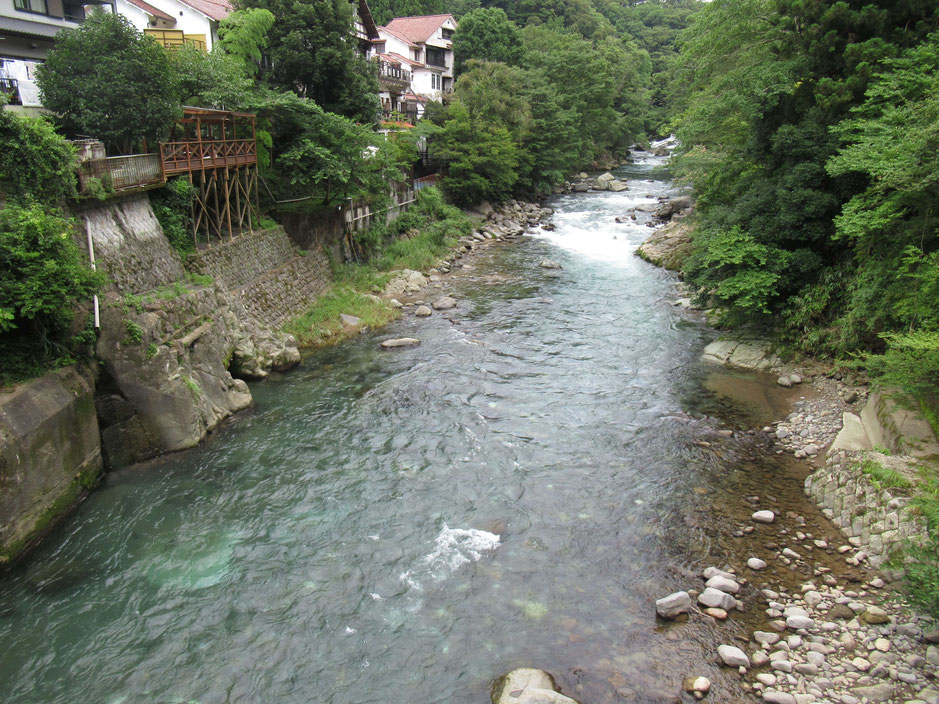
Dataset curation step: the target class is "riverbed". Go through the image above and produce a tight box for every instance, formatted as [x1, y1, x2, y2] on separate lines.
[0, 150, 852, 704]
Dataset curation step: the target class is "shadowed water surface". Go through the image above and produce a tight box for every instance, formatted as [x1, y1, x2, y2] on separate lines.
[0, 149, 807, 703]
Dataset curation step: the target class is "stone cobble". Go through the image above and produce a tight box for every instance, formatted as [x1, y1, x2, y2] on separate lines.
[186, 227, 297, 290]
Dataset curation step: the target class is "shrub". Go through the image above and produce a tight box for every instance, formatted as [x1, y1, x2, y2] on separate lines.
[0, 204, 105, 384]
[151, 177, 197, 256]
[0, 109, 76, 204]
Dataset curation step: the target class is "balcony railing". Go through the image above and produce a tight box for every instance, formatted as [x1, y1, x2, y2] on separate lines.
[160, 139, 258, 175]
[377, 61, 411, 87]
[78, 154, 163, 194]
[0, 77, 20, 105]
[382, 110, 418, 126]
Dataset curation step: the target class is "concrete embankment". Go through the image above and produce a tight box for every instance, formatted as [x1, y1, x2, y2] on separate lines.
[0, 367, 102, 565]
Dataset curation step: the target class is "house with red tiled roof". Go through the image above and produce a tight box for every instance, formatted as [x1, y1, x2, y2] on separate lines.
[116, 0, 232, 51]
[372, 13, 456, 102]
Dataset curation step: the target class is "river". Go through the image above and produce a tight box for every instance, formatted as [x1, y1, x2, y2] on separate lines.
[0, 148, 830, 703]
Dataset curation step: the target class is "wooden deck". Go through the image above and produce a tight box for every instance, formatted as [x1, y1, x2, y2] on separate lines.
[160, 139, 258, 176]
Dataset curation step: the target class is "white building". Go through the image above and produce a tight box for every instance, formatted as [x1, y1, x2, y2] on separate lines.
[0, 0, 114, 108]
[116, 0, 232, 52]
[373, 13, 455, 103]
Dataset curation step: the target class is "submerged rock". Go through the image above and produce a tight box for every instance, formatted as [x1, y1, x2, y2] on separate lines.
[25, 559, 91, 595]
[380, 338, 420, 348]
[492, 668, 580, 704]
[539, 260, 562, 270]
[433, 297, 457, 310]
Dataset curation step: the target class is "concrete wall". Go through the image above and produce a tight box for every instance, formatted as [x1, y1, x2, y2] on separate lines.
[81, 192, 187, 294]
[0, 367, 103, 564]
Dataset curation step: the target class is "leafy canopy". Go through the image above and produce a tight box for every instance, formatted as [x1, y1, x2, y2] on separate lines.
[36, 10, 180, 153]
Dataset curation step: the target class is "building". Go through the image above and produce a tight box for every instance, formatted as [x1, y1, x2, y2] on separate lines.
[117, 0, 232, 52]
[352, 0, 378, 55]
[373, 13, 455, 105]
[0, 0, 114, 108]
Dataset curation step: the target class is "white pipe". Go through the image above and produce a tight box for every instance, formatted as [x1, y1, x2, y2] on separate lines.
[85, 218, 99, 328]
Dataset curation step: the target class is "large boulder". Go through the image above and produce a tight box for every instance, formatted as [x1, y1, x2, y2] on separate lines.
[636, 220, 694, 271]
[492, 668, 580, 704]
[95, 286, 255, 468]
[653, 196, 694, 221]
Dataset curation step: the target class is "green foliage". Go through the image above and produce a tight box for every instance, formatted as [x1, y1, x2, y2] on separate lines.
[0, 109, 76, 204]
[183, 376, 201, 398]
[234, 0, 379, 122]
[0, 204, 105, 384]
[146, 343, 159, 359]
[218, 8, 275, 72]
[264, 92, 413, 205]
[124, 320, 143, 344]
[856, 457, 913, 490]
[673, 0, 939, 353]
[437, 101, 518, 206]
[36, 11, 180, 153]
[350, 187, 472, 268]
[865, 331, 939, 406]
[151, 177, 197, 257]
[284, 285, 396, 347]
[453, 8, 522, 74]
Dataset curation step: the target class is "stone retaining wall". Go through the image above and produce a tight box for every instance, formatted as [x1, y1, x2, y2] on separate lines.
[186, 227, 297, 290]
[185, 227, 332, 329]
[237, 249, 332, 330]
[805, 450, 927, 568]
[81, 193, 186, 294]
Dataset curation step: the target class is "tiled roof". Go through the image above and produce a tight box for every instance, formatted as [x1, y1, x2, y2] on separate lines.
[177, 0, 232, 21]
[385, 52, 422, 68]
[124, 0, 174, 21]
[384, 14, 453, 44]
[377, 25, 417, 47]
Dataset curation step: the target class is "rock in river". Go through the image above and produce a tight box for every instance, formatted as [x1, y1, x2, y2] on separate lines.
[540, 260, 562, 269]
[492, 668, 580, 704]
[415, 306, 432, 317]
[752, 510, 775, 524]
[433, 297, 457, 310]
[380, 338, 420, 348]
[698, 587, 736, 611]
[656, 591, 692, 619]
[717, 645, 750, 668]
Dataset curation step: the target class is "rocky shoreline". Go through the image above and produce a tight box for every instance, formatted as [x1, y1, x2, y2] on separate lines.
[634, 202, 939, 704]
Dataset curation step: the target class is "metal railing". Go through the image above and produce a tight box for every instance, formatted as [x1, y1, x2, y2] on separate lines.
[78, 154, 163, 193]
[0, 77, 20, 105]
[377, 61, 411, 85]
[160, 139, 258, 175]
[382, 109, 418, 125]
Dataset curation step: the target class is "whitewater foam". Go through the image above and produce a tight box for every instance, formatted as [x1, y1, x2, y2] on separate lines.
[399, 524, 501, 592]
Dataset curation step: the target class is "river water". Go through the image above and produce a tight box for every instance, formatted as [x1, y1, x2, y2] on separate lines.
[0, 149, 829, 703]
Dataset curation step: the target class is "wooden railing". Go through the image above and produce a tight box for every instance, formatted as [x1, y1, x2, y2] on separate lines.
[160, 139, 258, 175]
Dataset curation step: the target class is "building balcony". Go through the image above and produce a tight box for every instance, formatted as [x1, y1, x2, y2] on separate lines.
[377, 61, 411, 90]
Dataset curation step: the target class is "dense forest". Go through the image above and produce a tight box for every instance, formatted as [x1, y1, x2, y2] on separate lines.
[669, 0, 939, 426]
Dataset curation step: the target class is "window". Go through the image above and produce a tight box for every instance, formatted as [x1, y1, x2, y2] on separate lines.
[426, 47, 446, 67]
[14, 0, 49, 15]
[441, 28, 453, 39]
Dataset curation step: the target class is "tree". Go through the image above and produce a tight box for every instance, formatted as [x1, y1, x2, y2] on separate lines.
[452, 8, 522, 74]
[437, 101, 518, 206]
[0, 109, 76, 204]
[36, 10, 179, 154]
[235, 0, 379, 122]
[218, 8, 276, 74]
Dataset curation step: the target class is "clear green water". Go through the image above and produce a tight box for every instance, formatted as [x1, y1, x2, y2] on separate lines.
[0, 151, 785, 703]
